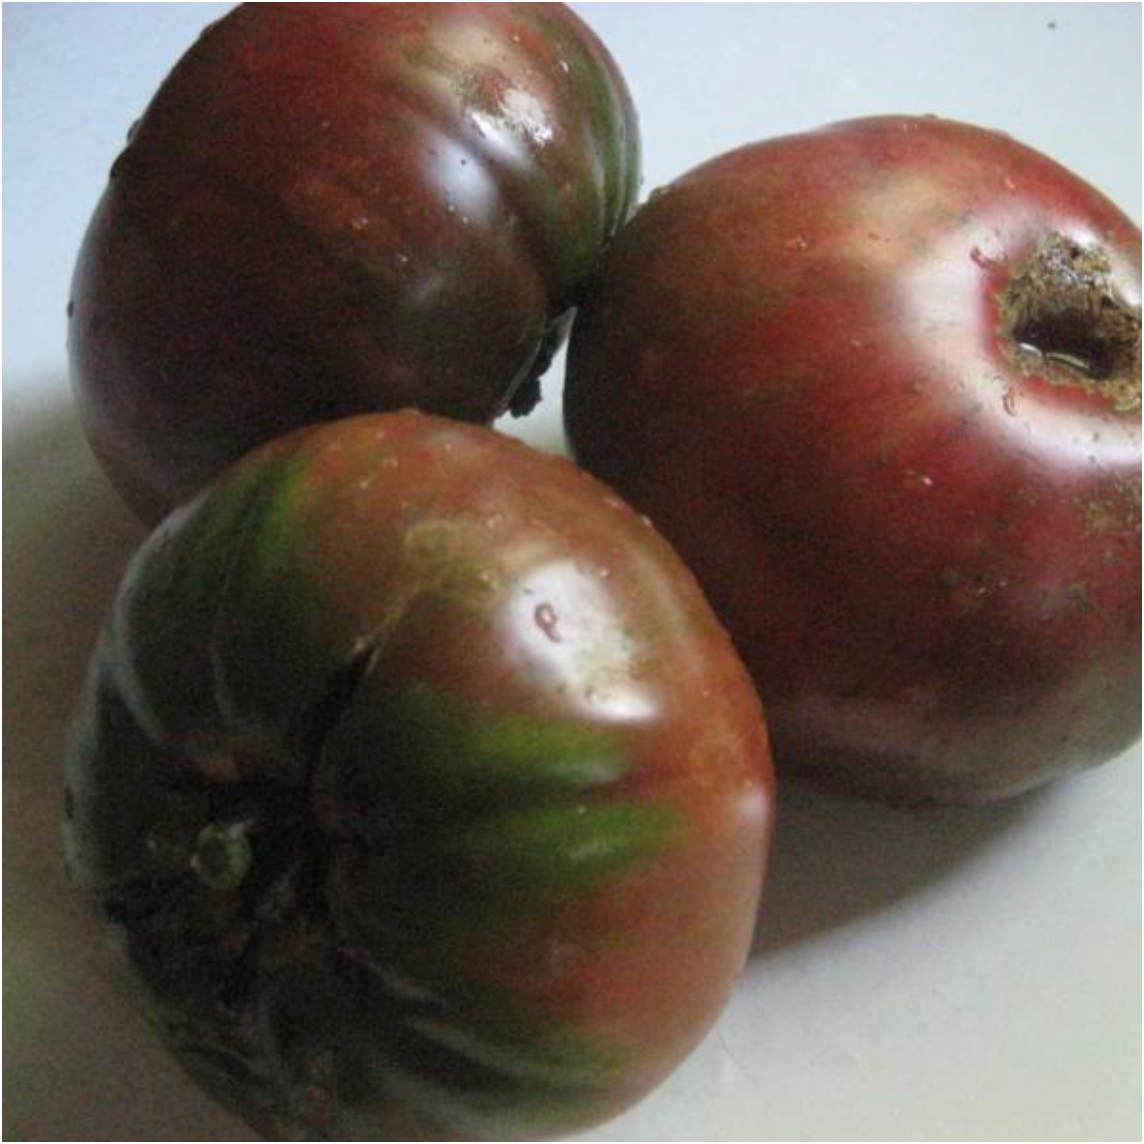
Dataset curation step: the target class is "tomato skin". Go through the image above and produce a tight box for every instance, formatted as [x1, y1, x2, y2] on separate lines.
[565, 115, 1141, 806]
[64, 412, 773, 1140]
[69, 3, 640, 523]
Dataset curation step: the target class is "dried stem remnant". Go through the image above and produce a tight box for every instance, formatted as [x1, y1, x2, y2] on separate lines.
[1000, 233, 1141, 412]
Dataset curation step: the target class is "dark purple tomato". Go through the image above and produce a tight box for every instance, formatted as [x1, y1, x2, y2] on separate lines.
[64, 412, 774, 1139]
[69, 3, 640, 523]
[565, 115, 1141, 806]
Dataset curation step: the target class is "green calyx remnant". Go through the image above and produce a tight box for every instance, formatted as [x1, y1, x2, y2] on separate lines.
[66, 444, 683, 1140]
[190, 822, 253, 892]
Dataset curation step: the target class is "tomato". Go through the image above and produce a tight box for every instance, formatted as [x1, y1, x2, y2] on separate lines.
[68, 3, 640, 523]
[64, 412, 773, 1139]
[565, 115, 1141, 806]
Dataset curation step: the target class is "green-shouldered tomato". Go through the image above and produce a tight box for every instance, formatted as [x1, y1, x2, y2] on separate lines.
[565, 115, 1141, 806]
[64, 412, 773, 1140]
[69, 3, 640, 523]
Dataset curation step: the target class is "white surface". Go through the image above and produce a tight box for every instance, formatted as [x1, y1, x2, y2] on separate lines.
[3, 4, 1140, 1141]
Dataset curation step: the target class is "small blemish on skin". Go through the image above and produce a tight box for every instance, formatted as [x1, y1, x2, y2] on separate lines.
[1067, 582, 1093, 610]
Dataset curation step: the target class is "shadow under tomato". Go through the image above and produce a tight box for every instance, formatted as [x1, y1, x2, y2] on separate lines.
[750, 775, 1045, 957]
[1, 393, 262, 1142]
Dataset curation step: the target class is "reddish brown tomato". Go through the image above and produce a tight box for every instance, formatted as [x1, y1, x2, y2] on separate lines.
[69, 3, 640, 523]
[565, 116, 1142, 806]
[65, 412, 774, 1139]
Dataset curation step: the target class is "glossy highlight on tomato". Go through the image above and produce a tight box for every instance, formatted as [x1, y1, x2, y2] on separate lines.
[69, 2, 640, 523]
[566, 115, 1141, 806]
[64, 412, 774, 1140]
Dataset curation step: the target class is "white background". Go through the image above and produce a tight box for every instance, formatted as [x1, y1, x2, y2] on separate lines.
[4, 4, 1140, 1140]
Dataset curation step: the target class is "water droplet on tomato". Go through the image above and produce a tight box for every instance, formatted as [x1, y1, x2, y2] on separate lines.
[785, 235, 809, 252]
[970, 246, 996, 270]
[534, 602, 561, 642]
